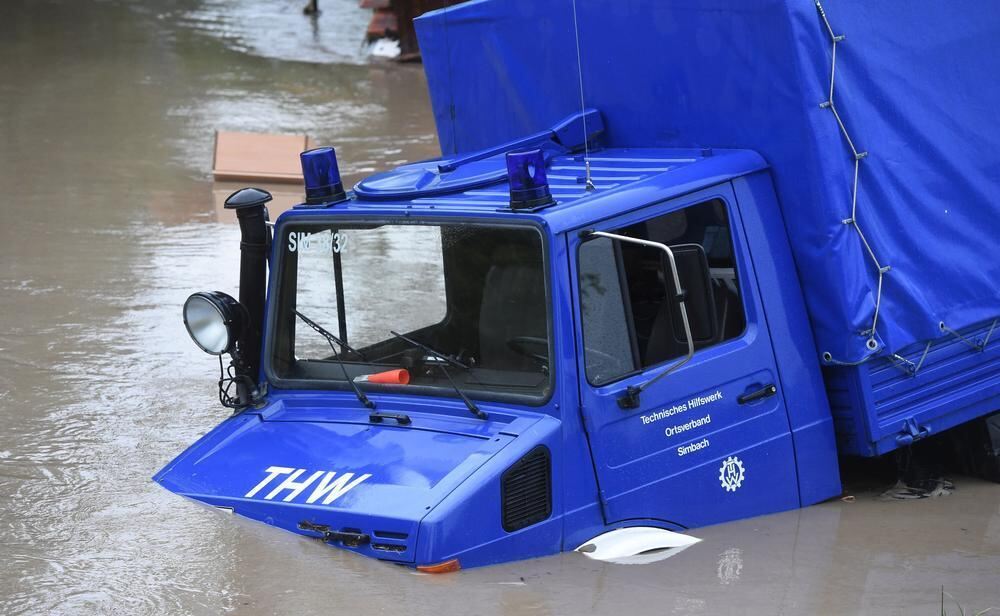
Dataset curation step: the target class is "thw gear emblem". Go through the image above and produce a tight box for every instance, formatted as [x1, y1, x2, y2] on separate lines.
[719, 456, 745, 492]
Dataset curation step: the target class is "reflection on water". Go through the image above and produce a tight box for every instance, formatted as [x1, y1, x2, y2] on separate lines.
[1, 1, 999, 614]
[179, 0, 373, 65]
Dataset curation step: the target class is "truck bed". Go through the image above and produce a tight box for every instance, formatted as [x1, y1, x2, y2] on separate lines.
[825, 318, 999, 457]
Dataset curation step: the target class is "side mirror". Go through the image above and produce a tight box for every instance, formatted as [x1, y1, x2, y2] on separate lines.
[661, 243, 718, 347]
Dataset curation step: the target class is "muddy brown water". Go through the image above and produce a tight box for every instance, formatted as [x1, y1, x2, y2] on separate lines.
[1, 1, 998, 614]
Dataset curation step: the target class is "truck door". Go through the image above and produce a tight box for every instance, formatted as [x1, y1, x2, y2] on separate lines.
[569, 186, 801, 529]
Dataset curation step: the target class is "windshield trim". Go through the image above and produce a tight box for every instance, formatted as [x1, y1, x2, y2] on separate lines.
[262, 215, 556, 408]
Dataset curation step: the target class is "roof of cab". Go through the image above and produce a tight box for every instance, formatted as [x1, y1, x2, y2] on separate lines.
[279, 148, 767, 234]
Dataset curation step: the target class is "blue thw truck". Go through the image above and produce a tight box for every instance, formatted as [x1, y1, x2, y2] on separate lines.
[156, 1, 1000, 570]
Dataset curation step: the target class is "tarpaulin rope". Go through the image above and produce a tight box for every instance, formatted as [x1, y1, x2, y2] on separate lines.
[815, 0, 891, 364]
[887, 318, 995, 377]
[888, 342, 932, 377]
[940, 318, 996, 352]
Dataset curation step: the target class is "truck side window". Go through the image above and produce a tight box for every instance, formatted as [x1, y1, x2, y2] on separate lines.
[579, 199, 747, 385]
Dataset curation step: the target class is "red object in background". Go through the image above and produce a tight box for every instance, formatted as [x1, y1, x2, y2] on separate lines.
[365, 7, 398, 40]
[360, 0, 464, 60]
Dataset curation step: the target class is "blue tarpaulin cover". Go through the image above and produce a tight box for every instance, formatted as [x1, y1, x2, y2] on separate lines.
[415, 0, 1000, 363]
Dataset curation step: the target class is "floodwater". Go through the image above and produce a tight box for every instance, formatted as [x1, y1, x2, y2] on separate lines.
[1, 1, 998, 614]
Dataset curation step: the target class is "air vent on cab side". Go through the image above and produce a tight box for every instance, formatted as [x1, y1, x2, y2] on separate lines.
[501, 446, 552, 532]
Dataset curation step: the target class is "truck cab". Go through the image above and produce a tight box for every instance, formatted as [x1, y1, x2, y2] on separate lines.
[156, 111, 996, 570]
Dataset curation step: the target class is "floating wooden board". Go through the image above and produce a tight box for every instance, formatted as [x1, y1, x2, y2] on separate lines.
[212, 131, 309, 183]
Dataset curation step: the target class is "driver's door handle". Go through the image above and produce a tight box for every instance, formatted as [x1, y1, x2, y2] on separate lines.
[738, 384, 777, 405]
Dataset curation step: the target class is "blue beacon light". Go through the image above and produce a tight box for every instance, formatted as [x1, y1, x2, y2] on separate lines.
[300, 147, 347, 205]
[506, 149, 554, 209]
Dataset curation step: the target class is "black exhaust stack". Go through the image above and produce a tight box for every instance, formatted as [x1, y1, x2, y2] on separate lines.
[224, 187, 272, 405]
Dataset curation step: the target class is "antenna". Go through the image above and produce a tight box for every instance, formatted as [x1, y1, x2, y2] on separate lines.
[570, 0, 595, 191]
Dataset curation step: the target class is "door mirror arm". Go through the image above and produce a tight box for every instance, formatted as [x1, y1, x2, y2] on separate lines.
[584, 231, 696, 409]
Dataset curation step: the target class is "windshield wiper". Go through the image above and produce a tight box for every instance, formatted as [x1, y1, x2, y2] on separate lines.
[296, 310, 374, 410]
[389, 330, 487, 420]
[295, 310, 367, 360]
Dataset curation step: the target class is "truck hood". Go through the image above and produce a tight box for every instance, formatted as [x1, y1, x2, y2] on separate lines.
[154, 398, 528, 563]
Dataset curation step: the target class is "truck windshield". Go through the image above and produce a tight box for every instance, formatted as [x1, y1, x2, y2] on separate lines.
[268, 221, 552, 404]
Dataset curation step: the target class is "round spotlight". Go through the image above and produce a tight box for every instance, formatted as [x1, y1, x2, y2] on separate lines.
[182, 291, 246, 355]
